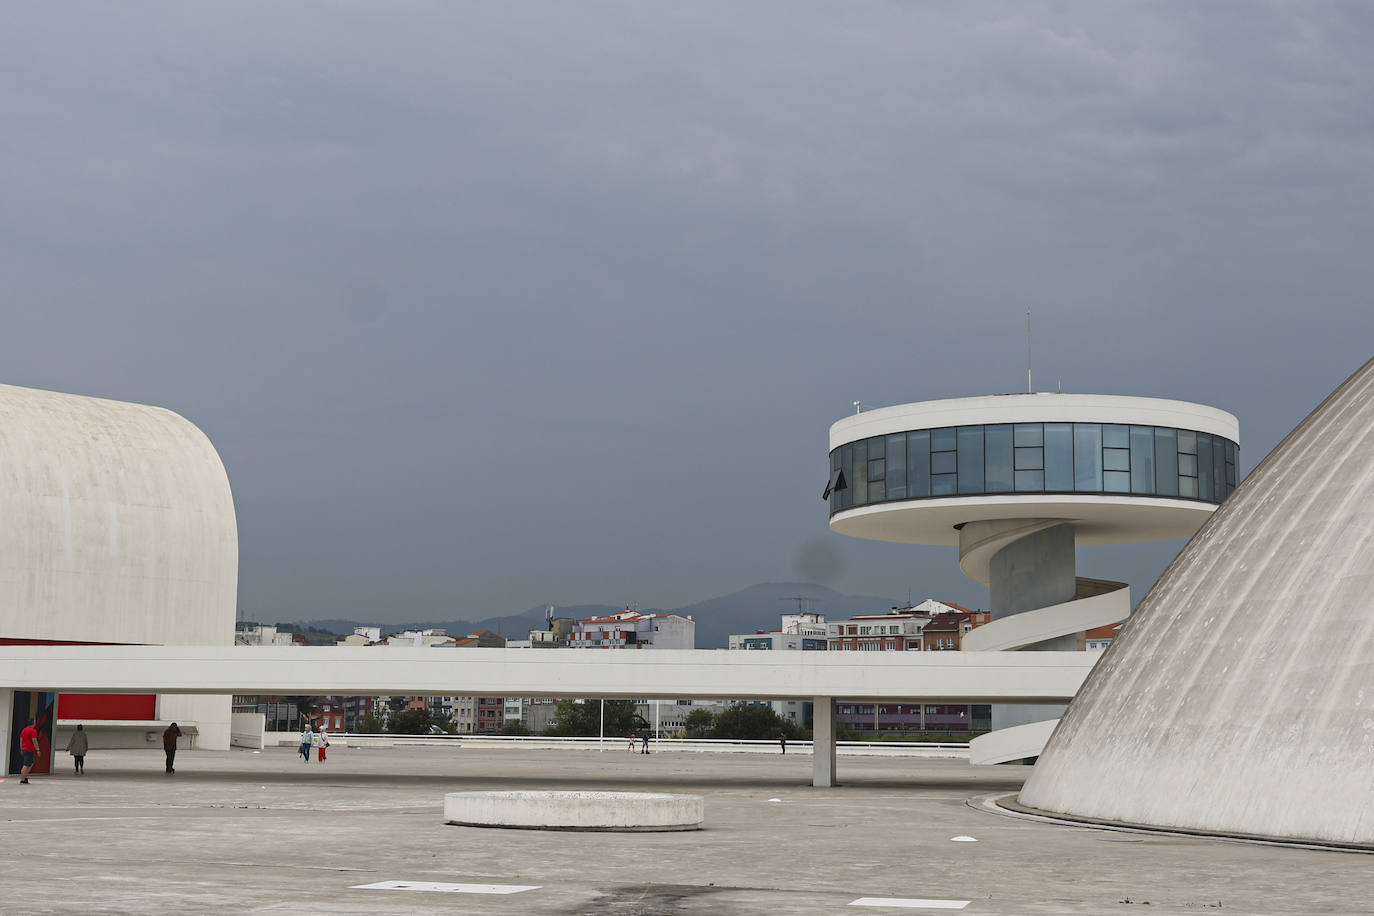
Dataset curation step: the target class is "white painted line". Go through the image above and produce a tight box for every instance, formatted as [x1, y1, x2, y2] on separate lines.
[849, 898, 970, 910]
[352, 880, 540, 895]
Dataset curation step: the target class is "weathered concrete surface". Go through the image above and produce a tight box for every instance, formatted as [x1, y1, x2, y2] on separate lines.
[0, 383, 238, 749]
[2, 746, 1370, 915]
[444, 790, 703, 831]
[1021, 357, 1374, 847]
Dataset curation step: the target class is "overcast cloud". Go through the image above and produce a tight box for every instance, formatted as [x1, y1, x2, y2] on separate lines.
[3, 3, 1371, 623]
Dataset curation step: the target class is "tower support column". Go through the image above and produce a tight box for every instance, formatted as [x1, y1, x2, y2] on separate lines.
[988, 521, 1078, 649]
[963, 520, 1078, 733]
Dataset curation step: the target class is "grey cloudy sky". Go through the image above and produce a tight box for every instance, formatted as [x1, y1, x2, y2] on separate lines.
[3, 3, 1372, 623]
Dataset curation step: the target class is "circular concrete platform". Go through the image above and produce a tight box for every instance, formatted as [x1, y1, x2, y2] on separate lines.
[444, 790, 704, 832]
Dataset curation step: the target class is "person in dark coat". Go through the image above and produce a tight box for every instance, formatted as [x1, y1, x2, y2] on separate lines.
[163, 722, 182, 774]
[779, 732, 787, 755]
[66, 724, 89, 774]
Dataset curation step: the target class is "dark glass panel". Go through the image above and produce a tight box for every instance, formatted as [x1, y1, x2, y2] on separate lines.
[1103, 448, 1130, 472]
[1154, 428, 1178, 496]
[1014, 423, 1043, 446]
[931, 451, 957, 474]
[868, 480, 885, 502]
[930, 427, 957, 452]
[1015, 447, 1043, 470]
[869, 435, 885, 459]
[1179, 476, 1198, 498]
[1179, 453, 1197, 476]
[907, 431, 930, 497]
[1073, 424, 1103, 491]
[1177, 430, 1197, 454]
[985, 424, 1013, 493]
[1130, 426, 1155, 494]
[852, 440, 868, 506]
[830, 449, 841, 512]
[1213, 437, 1226, 501]
[1103, 424, 1129, 449]
[1014, 469, 1045, 491]
[1104, 470, 1131, 492]
[1196, 433, 1213, 499]
[931, 473, 958, 496]
[886, 434, 906, 499]
[1044, 423, 1074, 491]
[869, 458, 885, 482]
[839, 443, 853, 509]
[957, 426, 985, 494]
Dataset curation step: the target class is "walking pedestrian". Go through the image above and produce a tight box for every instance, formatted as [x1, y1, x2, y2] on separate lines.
[66, 724, 89, 774]
[627, 732, 636, 752]
[779, 731, 787, 755]
[299, 724, 313, 763]
[641, 731, 650, 754]
[18, 718, 40, 784]
[315, 727, 330, 763]
[163, 722, 181, 774]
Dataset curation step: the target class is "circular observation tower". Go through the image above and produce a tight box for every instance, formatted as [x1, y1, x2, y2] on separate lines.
[826, 392, 1239, 755]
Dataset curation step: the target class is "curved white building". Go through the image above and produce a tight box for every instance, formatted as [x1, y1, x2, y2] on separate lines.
[828, 392, 1239, 758]
[1019, 358, 1374, 848]
[0, 383, 238, 762]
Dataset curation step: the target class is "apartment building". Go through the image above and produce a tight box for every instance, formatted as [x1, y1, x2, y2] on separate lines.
[569, 609, 695, 649]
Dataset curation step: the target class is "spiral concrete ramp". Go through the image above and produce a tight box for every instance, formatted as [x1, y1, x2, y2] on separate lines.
[963, 571, 1129, 765]
[1018, 356, 1374, 848]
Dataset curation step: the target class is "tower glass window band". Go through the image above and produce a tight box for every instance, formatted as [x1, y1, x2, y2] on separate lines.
[830, 422, 1237, 515]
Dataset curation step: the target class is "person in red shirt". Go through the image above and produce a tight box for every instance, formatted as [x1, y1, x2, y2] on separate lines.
[19, 719, 40, 784]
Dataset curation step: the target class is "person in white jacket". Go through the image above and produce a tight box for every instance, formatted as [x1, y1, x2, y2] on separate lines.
[315, 727, 330, 763]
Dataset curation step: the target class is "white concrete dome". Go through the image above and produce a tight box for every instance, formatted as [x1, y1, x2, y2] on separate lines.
[0, 383, 238, 751]
[1018, 357, 1374, 848]
[0, 383, 238, 646]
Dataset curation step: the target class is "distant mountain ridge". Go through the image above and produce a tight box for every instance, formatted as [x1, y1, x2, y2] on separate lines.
[294, 582, 901, 649]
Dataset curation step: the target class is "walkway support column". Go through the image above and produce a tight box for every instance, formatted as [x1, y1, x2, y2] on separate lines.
[812, 697, 836, 788]
[0, 688, 11, 776]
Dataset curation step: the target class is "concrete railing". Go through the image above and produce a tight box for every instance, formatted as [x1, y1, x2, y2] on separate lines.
[308, 733, 970, 758]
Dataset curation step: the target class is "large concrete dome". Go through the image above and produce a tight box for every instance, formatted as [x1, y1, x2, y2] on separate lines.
[0, 383, 237, 645]
[1018, 357, 1374, 848]
[0, 383, 238, 749]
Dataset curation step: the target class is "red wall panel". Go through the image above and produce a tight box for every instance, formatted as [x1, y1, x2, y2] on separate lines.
[58, 693, 157, 720]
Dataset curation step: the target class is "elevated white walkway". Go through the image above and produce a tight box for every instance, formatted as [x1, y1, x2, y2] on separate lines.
[1, 645, 1095, 786]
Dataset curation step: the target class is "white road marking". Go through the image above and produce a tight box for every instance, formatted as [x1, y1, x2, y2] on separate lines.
[849, 898, 970, 910]
[352, 880, 539, 895]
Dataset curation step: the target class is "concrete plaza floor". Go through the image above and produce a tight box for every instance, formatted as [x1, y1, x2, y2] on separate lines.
[2, 744, 1369, 915]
